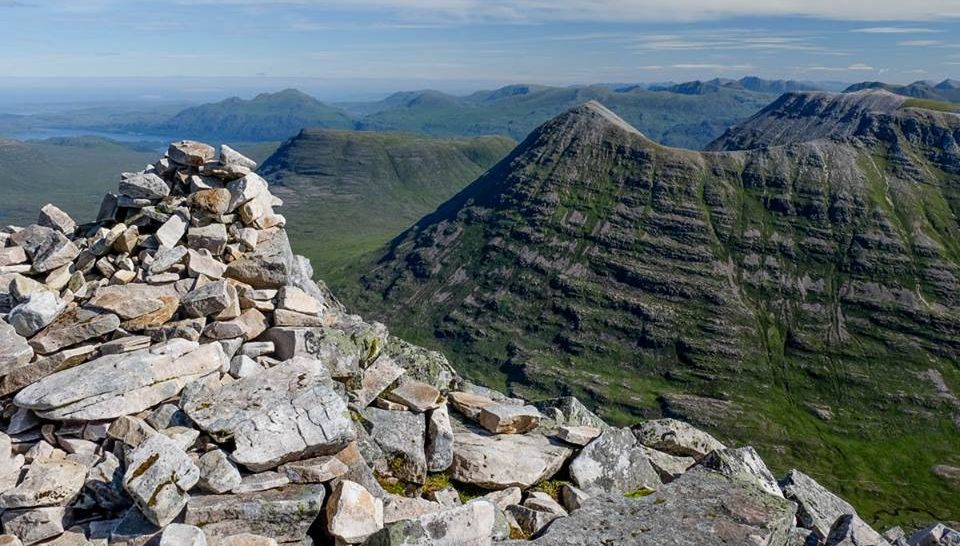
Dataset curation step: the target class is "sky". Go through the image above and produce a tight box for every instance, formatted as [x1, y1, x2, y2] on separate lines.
[1, 0, 959, 101]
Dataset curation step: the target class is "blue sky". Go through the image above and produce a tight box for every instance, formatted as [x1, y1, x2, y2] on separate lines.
[1, 0, 959, 100]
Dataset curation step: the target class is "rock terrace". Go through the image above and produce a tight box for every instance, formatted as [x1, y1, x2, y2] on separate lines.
[0, 137, 953, 545]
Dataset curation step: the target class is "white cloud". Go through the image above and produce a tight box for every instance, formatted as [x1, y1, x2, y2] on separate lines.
[898, 40, 942, 46]
[671, 63, 753, 70]
[848, 63, 875, 70]
[805, 63, 876, 72]
[851, 26, 940, 33]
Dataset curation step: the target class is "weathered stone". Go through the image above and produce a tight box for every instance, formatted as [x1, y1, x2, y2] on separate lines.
[327, 480, 384, 544]
[122, 295, 179, 331]
[10, 225, 79, 274]
[188, 224, 228, 255]
[123, 434, 200, 526]
[188, 188, 232, 216]
[0, 246, 27, 267]
[827, 515, 891, 546]
[168, 140, 215, 167]
[108, 507, 161, 545]
[639, 445, 694, 483]
[85, 450, 130, 511]
[383, 495, 444, 524]
[182, 280, 232, 317]
[148, 246, 188, 275]
[0, 535, 22, 546]
[119, 172, 170, 200]
[202, 308, 268, 341]
[229, 354, 262, 378]
[451, 431, 572, 490]
[780, 469, 857, 539]
[448, 391, 496, 421]
[696, 446, 782, 498]
[272, 308, 325, 327]
[529, 471, 797, 545]
[155, 212, 188, 248]
[37, 204, 76, 234]
[276, 285, 321, 315]
[569, 428, 662, 496]
[240, 341, 274, 359]
[478, 404, 541, 434]
[220, 145, 257, 170]
[632, 418, 726, 459]
[387, 381, 441, 413]
[426, 403, 454, 472]
[0, 344, 96, 397]
[909, 523, 960, 546]
[368, 500, 496, 546]
[220, 534, 277, 546]
[560, 484, 589, 512]
[525, 492, 568, 516]
[100, 335, 152, 355]
[9, 291, 65, 337]
[186, 249, 227, 279]
[226, 173, 270, 212]
[0, 321, 33, 375]
[506, 504, 560, 537]
[113, 225, 140, 254]
[280, 453, 349, 483]
[0, 507, 66, 545]
[224, 230, 295, 289]
[478, 487, 522, 512]
[197, 449, 242, 494]
[428, 487, 462, 507]
[15, 342, 225, 421]
[182, 357, 354, 471]
[184, 484, 326, 543]
[555, 425, 601, 447]
[0, 457, 86, 509]
[160, 523, 206, 546]
[87, 285, 165, 320]
[533, 397, 608, 430]
[266, 325, 382, 379]
[28, 307, 120, 355]
[362, 407, 427, 483]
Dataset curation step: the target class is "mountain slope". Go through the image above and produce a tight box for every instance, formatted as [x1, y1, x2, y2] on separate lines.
[350, 99, 960, 527]
[148, 89, 354, 141]
[356, 84, 774, 149]
[257, 129, 515, 286]
[845, 80, 960, 103]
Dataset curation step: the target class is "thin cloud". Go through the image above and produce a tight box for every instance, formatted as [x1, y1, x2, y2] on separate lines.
[805, 63, 876, 72]
[851, 27, 940, 33]
[898, 40, 942, 46]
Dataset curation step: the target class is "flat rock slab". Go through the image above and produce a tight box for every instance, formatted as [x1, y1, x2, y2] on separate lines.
[569, 428, 662, 496]
[387, 381, 441, 413]
[632, 418, 725, 459]
[181, 356, 354, 471]
[362, 407, 427, 484]
[0, 458, 87, 509]
[780, 469, 857, 539]
[15, 342, 225, 421]
[0, 322, 33, 376]
[124, 434, 200, 526]
[184, 484, 326, 544]
[528, 471, 797, 545]
[451, 431, 572, 490]
[225, 231, 295, 289]
[369, 500, 496, 546]
[28, 307, 120, 355]
[478, 404, 541, 434]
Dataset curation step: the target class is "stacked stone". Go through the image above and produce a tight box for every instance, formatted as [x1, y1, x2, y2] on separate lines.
[0, 140, 953, 545]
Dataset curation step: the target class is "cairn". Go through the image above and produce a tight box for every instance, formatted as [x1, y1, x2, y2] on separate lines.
[0, 140, 954, 545]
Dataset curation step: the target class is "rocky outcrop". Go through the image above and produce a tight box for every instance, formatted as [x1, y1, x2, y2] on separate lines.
[0, 136, 953, 545]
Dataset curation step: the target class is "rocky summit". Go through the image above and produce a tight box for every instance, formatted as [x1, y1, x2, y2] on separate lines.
[352, 92, 960, 526]
[0, 135, 956, 546]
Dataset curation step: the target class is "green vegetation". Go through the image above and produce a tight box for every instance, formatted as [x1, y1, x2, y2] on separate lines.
[901, 98, 960, 113]
[259, 129, 515, 288]
[624, 486, 657, 499]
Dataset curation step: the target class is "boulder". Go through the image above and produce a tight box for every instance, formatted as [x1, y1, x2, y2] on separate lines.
[352, 355, 405, 407]
[220, 145, 257, 170]
[123, 434, 200, 526]
[568, 428, 662, 496]
[555, 425, 601, 446]
[0, 507, 66, 545]
[220, 534, 277, 546]
[0, 321, 33, 375]
[326, 480, 384, 544]
[632, 418, 726, 459]
[265, 324, 385, 378]
[155, 211, 189, 249]
[9, 291, 65, 337]
[279, 453, 349, 484]
[182, 280, 232, 318]
[160, 523, 207, 546]
[168, 140, 215, 167]
[528, 471, 797, 545]
[16, 342, 223, 421]
[86, 284, 169, 320]
[187, 224, 228, 255]
[826, 515, 892, 545]
[362, 407, 427, 483]
[780, 469, 857, 539]
[368, 500, 497, 546]
[477, 404, 541, 434]
[197, 449, 242, 494]
[28, 307, 120, 355]
[276, 285, 321, 315]
[696, 446, 782, 498]
[0, 458, 87, 508]
[202, 308, 268, 341]
[181, 356, 354, 471]
[387, 380, 441, 413]
[37, 204, 76, 234]
[506, 504, 561, 537]
[451, 431, 572, 489]
[383, 495, 444, 524]
[908, 523, 960, 545]
[10, 225, 78, 273]
[119, 173, 170, 200]
[426, 403, 454, 472]
[184, 484, 326, 543]
[225, 230, 295, 289]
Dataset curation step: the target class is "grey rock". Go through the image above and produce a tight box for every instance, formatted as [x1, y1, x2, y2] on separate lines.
[276, 285, 321, 315]
[10, 225, 79, 273]
[182, 356, 354, 471]
[368, 500, 497, 546]
[15, 342, 225, 421]
[187, 224, 228, 255]
[109, 507, 161, 545]
[119, 172, 169, 200]
[478, 404, 541, 434]
[202, 308, 268, 341]
[86, 450, 131, 511]
[555, 425, 601, 446]
[568, 427, 662, 496]
[27, 307, 120, 355]
[197, 449, 242, 494]
[632, 418, 726, 459]
[640, 445, 694, 483]
[280, 453, 349, 483]
[362, 406, 427, 483]
[86, 284, 168, 320]
[780, 469, 857, 539]
[428, 487, 462, 507]
[696, 446, 782, 498]
[383, 495, 444, 524]
[184, 484, 326, 543]
[266, 324, 384, 379]
[451, 431, 572, 490]
[479, 487, 522, 511]
[827, 515, 892, 546]
[0, 321, 33, 375]
[381, 336, 460, 391]
[148, 246, 188, 275]
[220, 144, 257, 170]
[9, 291, 65, 337]
[0, 458, 87, 508]
[0, 507, 66, 545]
[426, 403, 454, 472]
[160, 523, 207, 546]
[155, 211, 189, 249]
[908, 523, 960, 546]
[233, 471, 290, 494]
[123, 434, 200, 526]
[560, 484, 589, 512]
[37, 203, 76, 234]
[224, 230, 295, 289]
[182, 280, 232, 317]
[354, 356, 406, 409]
[532, 397, 607, 430]
[186, 249, 227, 279]
[506, 504, 560, 537]
[168, 140, 215, 167]
[529, 471, 797, 545]
[388, 380, 441, 413]
[229, 354, 262, 378]
[326, 480, 385, 544]
[524, 491, 567, 516]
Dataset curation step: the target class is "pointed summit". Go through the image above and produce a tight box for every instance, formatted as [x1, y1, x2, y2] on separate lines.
[558, 100, 644, 136]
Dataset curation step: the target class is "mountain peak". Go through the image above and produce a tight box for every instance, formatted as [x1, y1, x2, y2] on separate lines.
[558, 100, 643, 137]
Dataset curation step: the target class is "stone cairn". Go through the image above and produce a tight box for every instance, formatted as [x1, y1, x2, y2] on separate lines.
[0, 140, 954, 546]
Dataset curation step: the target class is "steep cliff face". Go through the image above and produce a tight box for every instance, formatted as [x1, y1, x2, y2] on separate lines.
[353, 98, 960, 525]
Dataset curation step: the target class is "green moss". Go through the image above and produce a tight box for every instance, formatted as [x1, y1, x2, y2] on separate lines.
[422, 473, 452, 494]
[532, 479, 571, 501]
[624, 486, 657, 498]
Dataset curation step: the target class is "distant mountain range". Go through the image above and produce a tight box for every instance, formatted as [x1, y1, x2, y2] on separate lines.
[844, 79, 960, 103]
[347, 93, 960, 528]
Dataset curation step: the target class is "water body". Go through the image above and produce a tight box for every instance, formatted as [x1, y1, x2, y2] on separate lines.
[4, 128, 172, 146]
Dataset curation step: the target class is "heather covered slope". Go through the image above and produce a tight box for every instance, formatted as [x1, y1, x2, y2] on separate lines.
[351, 99, 960, 527]
[257, 129, 515, 285]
